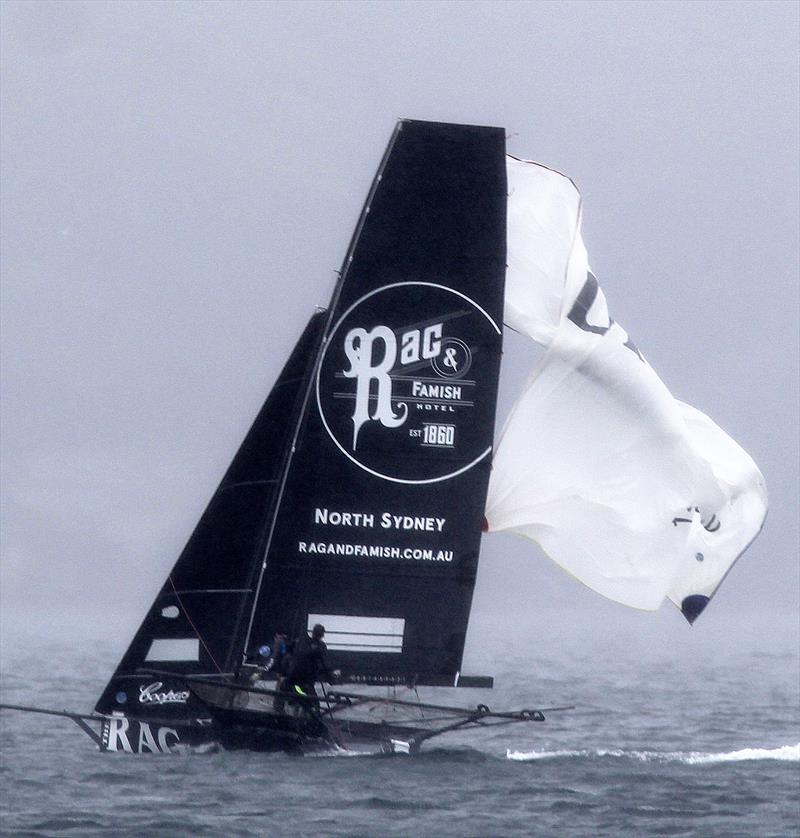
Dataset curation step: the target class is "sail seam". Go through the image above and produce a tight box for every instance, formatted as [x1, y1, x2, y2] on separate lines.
[221, 480, 279, 489]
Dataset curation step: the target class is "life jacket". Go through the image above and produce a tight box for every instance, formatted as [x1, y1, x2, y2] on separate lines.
[287, 635, 326, 683]
[274, 640, 292, 675]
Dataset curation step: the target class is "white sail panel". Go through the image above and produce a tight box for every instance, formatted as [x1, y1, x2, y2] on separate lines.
[487, 158, 767, 620]
[504, 156, 584, 345]
[665, 401, 768, 612]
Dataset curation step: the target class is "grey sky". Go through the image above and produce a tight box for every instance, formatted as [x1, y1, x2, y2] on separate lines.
[1, 1, 798, 659]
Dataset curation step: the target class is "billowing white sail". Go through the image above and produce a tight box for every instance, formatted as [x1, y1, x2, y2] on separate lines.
[486, 157, 767, 622]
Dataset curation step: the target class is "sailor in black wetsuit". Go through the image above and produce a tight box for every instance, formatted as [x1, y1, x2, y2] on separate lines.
[283, 624, 338, 710]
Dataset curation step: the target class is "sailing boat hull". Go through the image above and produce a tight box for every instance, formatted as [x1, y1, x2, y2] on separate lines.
[98, 712, 335, 755]
[98, 677, 504, 755]
[187, 680, 432, 754]
[98, 710, 427, 756]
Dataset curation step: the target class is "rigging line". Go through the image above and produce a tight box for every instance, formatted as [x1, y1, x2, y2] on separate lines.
[413, 684, 426, 719]
[168, 575, 224, 675]
[319, 683, 345, 747]
[393, 713, 466, 724]
[240, 122, 405, 661]
[365, 685, 427, 722]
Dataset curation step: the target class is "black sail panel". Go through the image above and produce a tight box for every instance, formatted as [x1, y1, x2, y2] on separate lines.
[95, 313, 326, 716]
[249, 121, 507, 685]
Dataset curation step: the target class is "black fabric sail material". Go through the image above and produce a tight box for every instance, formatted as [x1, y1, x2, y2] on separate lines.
[251, 120, 507, 686]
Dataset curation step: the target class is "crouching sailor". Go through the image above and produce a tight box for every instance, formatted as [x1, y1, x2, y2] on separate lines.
[282, 624, 340, 711]
[247, 633, 293, 710]
[248, 643, 274, 690]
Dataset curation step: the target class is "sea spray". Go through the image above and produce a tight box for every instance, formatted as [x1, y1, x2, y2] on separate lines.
[506, 743, 800, 764]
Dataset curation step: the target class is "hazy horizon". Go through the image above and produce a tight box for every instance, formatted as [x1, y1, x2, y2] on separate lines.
[1, 1, 798, 667]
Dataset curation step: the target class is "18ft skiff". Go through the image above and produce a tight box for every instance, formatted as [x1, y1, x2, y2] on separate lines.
[1, 120, 766, 754]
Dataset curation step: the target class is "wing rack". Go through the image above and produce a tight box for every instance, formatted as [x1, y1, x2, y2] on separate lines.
[139, 669, 574, 753]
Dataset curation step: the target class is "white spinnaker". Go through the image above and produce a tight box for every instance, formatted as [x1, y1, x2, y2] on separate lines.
[486, 157, 767, 620]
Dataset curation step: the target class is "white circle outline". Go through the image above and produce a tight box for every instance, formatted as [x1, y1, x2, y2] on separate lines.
[432, 336, 473, 379]
[315, 281, 500, 485]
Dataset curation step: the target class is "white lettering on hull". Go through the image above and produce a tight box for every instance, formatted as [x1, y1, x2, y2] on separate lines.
[105, 716, 133, 753]
[138, 722, 160, 754]
[138, 682, 190, 705]
[102, 718, 181, 754]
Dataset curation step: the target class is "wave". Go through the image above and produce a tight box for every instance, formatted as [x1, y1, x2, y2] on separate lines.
[306, 747, 381, 758]
[507, 743, 800, 764]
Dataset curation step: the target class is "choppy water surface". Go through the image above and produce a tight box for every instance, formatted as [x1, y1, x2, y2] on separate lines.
[1, 626, 798, 837]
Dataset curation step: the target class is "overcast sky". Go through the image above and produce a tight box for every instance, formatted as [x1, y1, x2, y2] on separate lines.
[1, 1, 797, 660]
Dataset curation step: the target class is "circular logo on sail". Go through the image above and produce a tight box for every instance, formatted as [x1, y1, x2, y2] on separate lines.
[316, 282, 501, 484]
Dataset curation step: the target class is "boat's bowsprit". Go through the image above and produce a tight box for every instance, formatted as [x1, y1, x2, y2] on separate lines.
[0, 703, 105, 746]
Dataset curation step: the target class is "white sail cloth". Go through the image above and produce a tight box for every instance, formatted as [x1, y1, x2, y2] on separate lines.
[485, 157, 767, 620]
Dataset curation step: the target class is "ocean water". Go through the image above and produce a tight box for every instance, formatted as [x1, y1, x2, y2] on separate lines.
[1, 625, 798, 837]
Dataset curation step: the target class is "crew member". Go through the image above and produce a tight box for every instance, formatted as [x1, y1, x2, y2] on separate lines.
[248, 633, 291, 696]
[266, 632, 290, 677]
[267, 631, 291, 712]
[283, 624, 339, 711]
[248, 644, 273, 690]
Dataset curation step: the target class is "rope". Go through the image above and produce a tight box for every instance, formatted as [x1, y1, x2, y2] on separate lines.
[412, 685, 426, 719]
[168, 575, 225, 675]
[319, 683, 345, 748]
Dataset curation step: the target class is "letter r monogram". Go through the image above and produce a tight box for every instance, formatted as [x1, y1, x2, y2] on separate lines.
[343, 326, 408, 449]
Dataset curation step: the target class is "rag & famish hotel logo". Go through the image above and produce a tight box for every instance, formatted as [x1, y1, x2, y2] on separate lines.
[316, 282, 500, 484]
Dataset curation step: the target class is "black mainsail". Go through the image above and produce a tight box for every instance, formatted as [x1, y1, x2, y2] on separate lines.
[246, 121, 506, 687]
[95, 121, 507, 729]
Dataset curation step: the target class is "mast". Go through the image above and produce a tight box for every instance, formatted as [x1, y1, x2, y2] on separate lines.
[238, 123, 405, 661]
